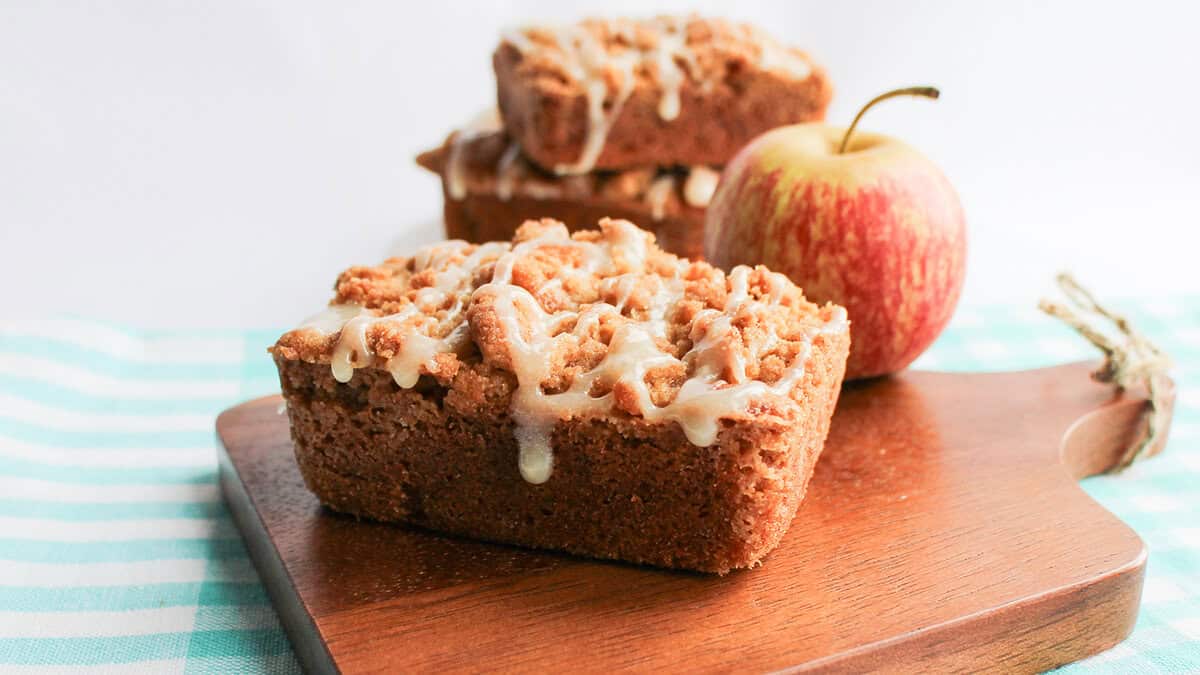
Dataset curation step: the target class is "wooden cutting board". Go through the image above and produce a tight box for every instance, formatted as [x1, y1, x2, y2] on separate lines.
[217, 362, 1175, 674]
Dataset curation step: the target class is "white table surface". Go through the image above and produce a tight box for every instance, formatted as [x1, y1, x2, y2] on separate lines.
[2, 0, 1197, 329]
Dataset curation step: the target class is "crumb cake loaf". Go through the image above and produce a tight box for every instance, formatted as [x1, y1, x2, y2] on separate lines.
[416, 128, 713, 259]
[495, 16, 833, 174]
[272, 219, 850, 573]
[417, 16, 832, 257]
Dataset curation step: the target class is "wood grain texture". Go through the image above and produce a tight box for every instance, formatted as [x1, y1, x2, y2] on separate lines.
[217, 362, 1175, 674]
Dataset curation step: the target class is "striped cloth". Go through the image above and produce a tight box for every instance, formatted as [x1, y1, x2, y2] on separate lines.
[0, 302, 1196, 673]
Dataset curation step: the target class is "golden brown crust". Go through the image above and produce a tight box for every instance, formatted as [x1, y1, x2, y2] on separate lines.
[495, 16, 833, 171]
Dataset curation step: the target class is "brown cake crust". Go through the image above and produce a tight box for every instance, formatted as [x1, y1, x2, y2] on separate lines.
[272, 219, 850, 573]
[416, 132, 707, 258]
[494, 17, 833, 173]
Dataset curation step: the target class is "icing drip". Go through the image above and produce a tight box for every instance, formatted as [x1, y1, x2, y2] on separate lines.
[473, 224, 663, 482]
[683, 166, 721, 208]
[295, 220, 847, 485]
[330, 312, 375, 384]
[551, 24, 638, 176]
[649, 17, 695, 121]
[495, 141, 522, 201]
[446, 109, 502, 200]
[505, 18, 700, 175]
[645, 175, 675, 221]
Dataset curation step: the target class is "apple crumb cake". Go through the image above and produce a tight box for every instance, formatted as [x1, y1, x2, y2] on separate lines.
[272, 218, 850, 573]
[495, 16, 833, 173]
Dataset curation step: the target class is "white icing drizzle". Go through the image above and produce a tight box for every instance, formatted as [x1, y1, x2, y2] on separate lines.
[504, 18, 700, 175]
[555, 25, 637, 176]
[294, 220, 847, 485]
[318, 240, 510, 387]
[683, 165, 721, 208]
[494, 141, 523, 201]
[645, 175, 675, 221]
[649, 17, 695, 121]
[446, 109, 503, 200]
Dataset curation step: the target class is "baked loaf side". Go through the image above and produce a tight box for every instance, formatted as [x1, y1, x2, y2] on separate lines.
[437, 189, 705, 262]
[495, 16, 833, 174]
[273, 219, 850, 573]
[417, 131, 714, 258]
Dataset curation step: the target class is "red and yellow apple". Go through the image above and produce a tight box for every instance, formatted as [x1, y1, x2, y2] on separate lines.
[704, 88, 966, 380]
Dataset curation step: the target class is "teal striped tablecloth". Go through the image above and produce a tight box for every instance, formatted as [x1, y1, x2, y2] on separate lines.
[0, 301, 1196, 673]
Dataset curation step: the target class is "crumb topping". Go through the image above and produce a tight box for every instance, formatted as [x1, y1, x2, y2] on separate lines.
[274, 218, 847, 483]
[505, 16, 815, 94]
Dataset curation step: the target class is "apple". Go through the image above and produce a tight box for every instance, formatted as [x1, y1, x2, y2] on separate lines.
[704, 87, 966, 380]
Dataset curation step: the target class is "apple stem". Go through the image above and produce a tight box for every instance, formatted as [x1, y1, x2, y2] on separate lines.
[838, 86, 941, 154]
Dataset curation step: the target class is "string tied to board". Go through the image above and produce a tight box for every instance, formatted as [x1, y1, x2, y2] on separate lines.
[1038, 272, 1173, 471]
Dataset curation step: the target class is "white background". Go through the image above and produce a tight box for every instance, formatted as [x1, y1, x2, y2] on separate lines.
[2, 1, 1197, 329]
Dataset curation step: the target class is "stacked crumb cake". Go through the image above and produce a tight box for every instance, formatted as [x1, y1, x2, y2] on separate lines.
[417, 16, 833, 259]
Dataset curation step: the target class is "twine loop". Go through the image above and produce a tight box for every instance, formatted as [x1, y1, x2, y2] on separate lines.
[1039, 273, 1172, 470]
